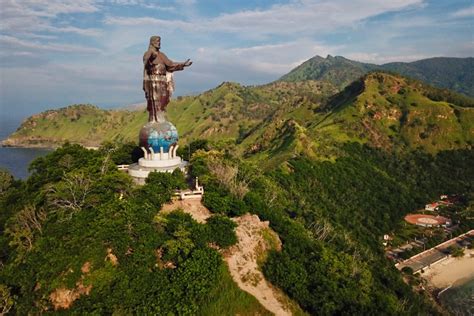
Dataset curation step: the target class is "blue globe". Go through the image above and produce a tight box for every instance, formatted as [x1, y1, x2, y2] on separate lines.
[139, 120, 178, 153]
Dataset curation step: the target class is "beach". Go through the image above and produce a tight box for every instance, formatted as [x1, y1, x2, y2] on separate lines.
[421, 249, 474, 289]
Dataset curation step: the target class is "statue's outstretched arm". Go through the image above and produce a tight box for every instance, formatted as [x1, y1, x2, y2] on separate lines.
[161, 52, 192, 72]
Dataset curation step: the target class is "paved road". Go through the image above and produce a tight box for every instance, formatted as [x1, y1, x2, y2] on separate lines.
[396, 230, 473, 272]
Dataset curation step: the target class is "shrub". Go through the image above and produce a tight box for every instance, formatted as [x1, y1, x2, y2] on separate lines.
[206, 215, 237, 248]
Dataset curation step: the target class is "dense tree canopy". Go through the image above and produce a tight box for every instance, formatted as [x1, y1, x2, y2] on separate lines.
[1, 140, 472, 314]
[0, 143, 246, 314]
[192, 143, 473, 315]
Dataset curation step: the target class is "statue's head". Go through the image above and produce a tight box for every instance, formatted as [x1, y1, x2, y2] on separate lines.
[150, 36, 161, 49]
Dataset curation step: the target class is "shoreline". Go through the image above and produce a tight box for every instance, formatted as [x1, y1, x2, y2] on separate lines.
[1, 144, 56, 149]
[1, 142, 99, 150]
[421, 249, 474, 291]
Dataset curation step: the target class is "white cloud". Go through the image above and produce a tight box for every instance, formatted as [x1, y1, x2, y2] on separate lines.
[344, 52, 432, 64]
[104, 16, 191, 28]
[101, 0, 176, 11]
[43, 26, 102, 37]
[0, 35, 102, 54]
[0, 0, 100, 36]
[452, 6, 474, 17]
[104, 0, 424, 38]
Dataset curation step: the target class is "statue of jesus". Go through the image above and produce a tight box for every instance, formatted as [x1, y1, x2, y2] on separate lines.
[143, 36, 192, 122]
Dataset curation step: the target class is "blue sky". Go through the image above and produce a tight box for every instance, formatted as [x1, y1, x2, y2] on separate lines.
[0, 0, 473, 118]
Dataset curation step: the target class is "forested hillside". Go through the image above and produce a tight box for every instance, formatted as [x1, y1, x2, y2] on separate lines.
[280, 56, 474, 97]
[1, 70, 473, 314]
[0, 144, 273, 315]
[186, 141, 473, 314]
[1, 139, 472, 314]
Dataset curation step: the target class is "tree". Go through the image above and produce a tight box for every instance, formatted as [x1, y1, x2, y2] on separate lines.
[0, 284, 14, 315]
[5, 204, 45, 258]
[0, 169, 13, 195]
[46, 171, 93, 218]
[206, 215, 237, 248]
[163, 226, 195, 264]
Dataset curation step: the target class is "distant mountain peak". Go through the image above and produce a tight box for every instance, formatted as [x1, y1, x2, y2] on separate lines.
[279, 56, 474, 97]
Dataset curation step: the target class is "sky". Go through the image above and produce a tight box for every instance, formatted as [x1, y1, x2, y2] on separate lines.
[0, 0, 473, 119]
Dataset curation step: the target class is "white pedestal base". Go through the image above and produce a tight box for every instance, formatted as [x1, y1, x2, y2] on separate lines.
[128, 156, 188, 185]
[138, 156, 183, 168]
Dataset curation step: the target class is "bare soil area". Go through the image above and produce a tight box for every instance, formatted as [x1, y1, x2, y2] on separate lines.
[225, 214, 291, 316]
[161, 199, 211, 223]
[161, 200, 293, 315]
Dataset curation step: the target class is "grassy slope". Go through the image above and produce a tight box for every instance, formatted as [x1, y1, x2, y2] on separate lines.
[279, 55, 377, 89]
[4, 105, 147, 147]
[3, 80, 337, 148]
[239, 73, 472, 170]
[4, 73, 473, 166]
[314, 73, 474, 153]
[280, 56, 474, 97]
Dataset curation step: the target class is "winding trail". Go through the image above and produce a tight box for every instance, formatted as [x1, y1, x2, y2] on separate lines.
[161, 200, 292, 315]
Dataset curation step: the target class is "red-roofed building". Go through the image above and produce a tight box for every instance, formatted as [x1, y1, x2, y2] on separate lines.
[425, 203, 440, 211]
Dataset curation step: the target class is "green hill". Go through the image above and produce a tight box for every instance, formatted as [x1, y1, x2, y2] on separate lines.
[279, 55, 377, 89]
[1, 104, 146, 148]
[235, 72, 474, 169]
[2, 72, 474, 315]
[311, 72, 474, 153]
[0, 146, 275, 315]
[382, 57, 474, 97]
[280, 56, 474, 97]
[2, 80, 338, 148]
[3, 72, 473, 163]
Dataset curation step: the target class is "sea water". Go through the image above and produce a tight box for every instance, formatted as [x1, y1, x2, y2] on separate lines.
[0, 116, 51, 179]
[438, 278, 474, 315]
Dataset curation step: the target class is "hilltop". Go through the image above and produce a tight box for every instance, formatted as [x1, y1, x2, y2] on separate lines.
[280, 56, 474, 97]
[1, 104, 145, 148]
[2, 80, 338, 149]
[3, 72, 473, 165]
[311, 72, 473, 153]
[234, 72, 472, 169]
[279, 55, 377, 89]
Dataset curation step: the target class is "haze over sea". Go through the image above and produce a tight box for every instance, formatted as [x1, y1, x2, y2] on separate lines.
[0, 115, 50, 179]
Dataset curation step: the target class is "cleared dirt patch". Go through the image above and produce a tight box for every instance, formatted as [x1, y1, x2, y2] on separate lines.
[161, 200, 293, 315]
[225, 214, 291, 316]
[161, 199, 211, 223]
[49, 262, 93, 310]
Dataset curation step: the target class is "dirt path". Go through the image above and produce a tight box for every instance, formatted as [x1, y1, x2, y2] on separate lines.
[161, 200, 292, 315]
[161, 199, 211, 223]
[225, 214, 291, 316]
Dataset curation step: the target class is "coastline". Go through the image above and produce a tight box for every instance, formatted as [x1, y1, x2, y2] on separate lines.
[1, 143, 57, 149]
[1, 139, 99, 150]
[421, 249, 474, 290]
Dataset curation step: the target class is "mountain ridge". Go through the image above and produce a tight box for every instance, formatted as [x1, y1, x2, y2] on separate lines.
[280, 55, 474, 97]
[4, 71, 472, 167]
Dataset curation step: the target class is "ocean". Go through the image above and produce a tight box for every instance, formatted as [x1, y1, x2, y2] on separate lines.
[0, 116, 51, 179]
[439, 278, 474, 316]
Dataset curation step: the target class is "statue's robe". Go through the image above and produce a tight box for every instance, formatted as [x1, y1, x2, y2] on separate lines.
[143, 50, 183, 117]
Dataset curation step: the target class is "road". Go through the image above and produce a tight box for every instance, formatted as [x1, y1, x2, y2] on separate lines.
[396, 230, 473, 273]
